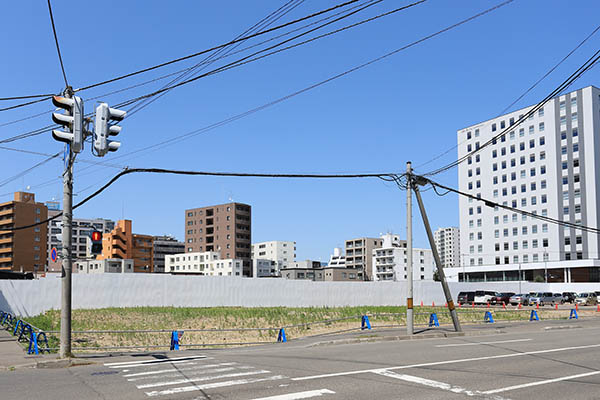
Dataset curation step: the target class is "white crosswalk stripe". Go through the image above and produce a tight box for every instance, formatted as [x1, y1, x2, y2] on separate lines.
[145, 375, 287, 397]
[124, 362, 238, 379]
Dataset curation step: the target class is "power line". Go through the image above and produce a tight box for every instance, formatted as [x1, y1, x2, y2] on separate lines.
[422, 176, 600, 235]
[97, 0, 510, 166]
[414, 22, 600, 172]
[0, 152, 61, 189]
[1, 168, 403, 231]
[423, 48, 600, 177]
[114, 0, 424, 112]
[73, 0, 363, 93]
[46, 0, 69, 88]
[0, 93, 56, 101]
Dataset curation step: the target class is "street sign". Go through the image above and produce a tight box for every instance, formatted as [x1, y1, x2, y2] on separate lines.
[50, 247, 58, 263]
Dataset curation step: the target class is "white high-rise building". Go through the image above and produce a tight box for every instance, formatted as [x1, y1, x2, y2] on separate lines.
[251, 241, 296, 274]
[454, 85, 600, 283]
[372, 234, 435, 281]
[166, 251, 243, 277]
[434, 227, 460, 268]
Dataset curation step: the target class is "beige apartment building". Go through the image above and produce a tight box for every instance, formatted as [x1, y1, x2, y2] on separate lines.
[345, 237, 383, 280]
[0, 192, 48, 273]
[185, 202, 252, 276]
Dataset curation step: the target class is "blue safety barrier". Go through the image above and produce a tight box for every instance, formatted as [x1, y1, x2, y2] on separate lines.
[277, 328, 287, 343]
[484, 311, 494, 323]
[28, 330, 39, 355]
[36, 332, 50, 354]
[361, 315, 371, 330]
[170, 330, 183, 350]
[18, 324, 32, 343]
[569, 309, 578, 319]
[428, 313, 439, 327]
[530, 310, 539, 321]
[13, 319, 22, 336]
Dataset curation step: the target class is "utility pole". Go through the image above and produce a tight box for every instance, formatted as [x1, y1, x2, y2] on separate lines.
[413, 176, 462, 332]
[59, 87, 74, 358]
[406, 162, 413, 335]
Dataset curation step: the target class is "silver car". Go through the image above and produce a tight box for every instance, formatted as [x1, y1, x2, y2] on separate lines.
[529, 292, 555, 306]
[509, 293, 530, 306]
[575, 292, 598, 306]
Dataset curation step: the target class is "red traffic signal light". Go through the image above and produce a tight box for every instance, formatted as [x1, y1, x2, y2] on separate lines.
[91, 231, 102, 242]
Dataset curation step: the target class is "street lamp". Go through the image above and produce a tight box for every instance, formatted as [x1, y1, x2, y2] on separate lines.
[544, 250, 548, 283]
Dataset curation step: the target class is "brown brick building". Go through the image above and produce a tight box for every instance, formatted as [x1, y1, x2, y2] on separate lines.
[0, 192, 48, 273]
[97, 220, 154, 273]
[184, 202, 251, 276]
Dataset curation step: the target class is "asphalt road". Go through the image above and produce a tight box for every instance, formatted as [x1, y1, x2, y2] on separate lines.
[3, 319, 600, 399]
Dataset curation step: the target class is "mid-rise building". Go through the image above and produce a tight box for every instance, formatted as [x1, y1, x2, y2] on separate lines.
[433, 227, 460, 268]
[46, 202, 115, 271]
[456, 85, 600, 282]
[166, 251, 243, 277]
[97, 220, 154, 273]
[251, 240, 295, 274]
[253, 259, 277, 278]
[345, 237, 383, 280]
[185, 202, 251, 276]
[0, 192, 47, 273]
[372, 233, 435, 281]
[152, 235, 184, 273]
[75, 259, 133, 274]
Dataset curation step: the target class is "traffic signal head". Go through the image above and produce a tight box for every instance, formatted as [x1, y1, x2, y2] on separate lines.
[90, 230, 103, 255]
[52, 95, 84, 153]
[94, 102, 126, 157]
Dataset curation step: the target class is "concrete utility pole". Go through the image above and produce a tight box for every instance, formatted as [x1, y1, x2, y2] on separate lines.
[59, 88, 74, 358]
[406, 162, 413, 335]
[413, 177, 462, 333]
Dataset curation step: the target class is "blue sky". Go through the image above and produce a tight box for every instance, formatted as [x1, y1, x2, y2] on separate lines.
[1, 0, 599, 262]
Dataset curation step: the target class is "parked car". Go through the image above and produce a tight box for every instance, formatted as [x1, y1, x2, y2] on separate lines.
[552, 293, 565, 304]
[494, 292, 515, 305]
[575, 292, 598, 306]
[457, 291, 475, 305]
[562, 292, 577, 303]
[474, 291, 500, 304]
[529, 292, 556, 306]
[509, 293, 530, 306]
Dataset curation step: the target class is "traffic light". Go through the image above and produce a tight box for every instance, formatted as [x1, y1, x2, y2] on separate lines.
[52, 95, 84, 153]
[94, 102, 126, 156]
[90, 231, 103, 255]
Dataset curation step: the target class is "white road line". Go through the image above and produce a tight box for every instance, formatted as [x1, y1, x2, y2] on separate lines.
[145, 375, 286, 397]
[250, 389, 335, 400]
[129, 366, 252, 382]
[104, 355, 207, 366]
[482, 370, 600, 394]
[124, 362, 237, 378]
[292, 343, 600, 381]
[137, 369, 271, 389]
[435, 339, 532, 348]
[109, 357, 213, 369]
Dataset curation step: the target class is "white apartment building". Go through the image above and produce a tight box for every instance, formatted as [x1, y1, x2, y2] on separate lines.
[434, 227, 460, 268]
[372, 234, 435, 281]
[253, 259, 278, 278]
[166, 251, 243, 277]
[455, 85, 600, 283]
[327, 247, 346, 268]
[75, 259, 133, 274]
[251, 241, 296, 274]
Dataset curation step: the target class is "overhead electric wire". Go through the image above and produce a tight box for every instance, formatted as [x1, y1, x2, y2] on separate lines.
[46, 0, 69, 88]
[73, 0, 364, 93]
[423, 176, 600, 235]
[114, 0, 424, 111]
[94, 0, 511, 167]
[414, 22, 600, 172]
[423, 47, 600, 177]
[1, 168, 403, 231]
[125, 0, 308, 119]
[0, 93, 56, 101]
[0, 152, 61, 189]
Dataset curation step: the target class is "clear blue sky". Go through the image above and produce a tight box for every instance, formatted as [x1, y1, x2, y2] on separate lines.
[1, 0, 599, 262]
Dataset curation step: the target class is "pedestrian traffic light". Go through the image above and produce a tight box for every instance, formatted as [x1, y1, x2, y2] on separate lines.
[52, 95, 84, 153]
[94, 102, 126, 157]
[90, 230, 103, 255]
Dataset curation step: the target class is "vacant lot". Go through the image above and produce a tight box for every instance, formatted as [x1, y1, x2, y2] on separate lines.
[23, 305, 577, 351]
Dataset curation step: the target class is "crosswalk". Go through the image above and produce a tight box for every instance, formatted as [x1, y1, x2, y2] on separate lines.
[103, 354, 335, 399]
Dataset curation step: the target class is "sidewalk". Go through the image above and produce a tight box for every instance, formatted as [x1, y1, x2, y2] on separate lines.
[0, 329, 46, 371]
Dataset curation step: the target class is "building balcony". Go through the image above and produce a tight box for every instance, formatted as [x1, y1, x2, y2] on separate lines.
[0, 237, 13, 245]
[0, 208, 14, 217]
[0, 256, 12, 263]
[0, 246, 13, 254]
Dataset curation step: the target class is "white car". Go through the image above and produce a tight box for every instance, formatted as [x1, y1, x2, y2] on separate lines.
[474, 291, 499, 305]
